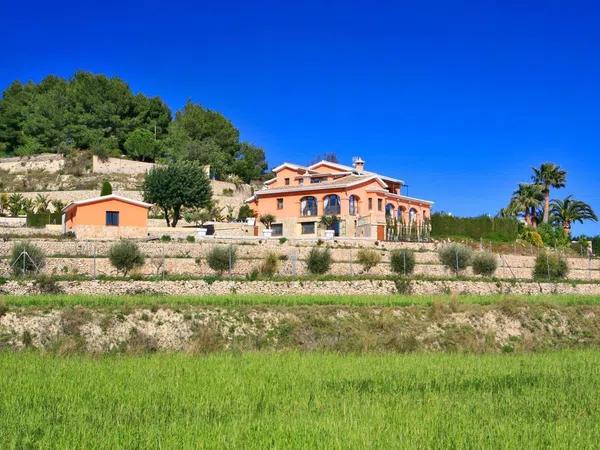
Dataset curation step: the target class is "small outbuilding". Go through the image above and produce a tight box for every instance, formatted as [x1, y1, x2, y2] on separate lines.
[62, 194, 152, 239]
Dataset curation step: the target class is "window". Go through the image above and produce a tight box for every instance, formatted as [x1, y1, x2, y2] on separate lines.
[377, 199, 383, 211]
[368, 198, 373, 210]
[323, 194, 341, 215]
[310, 178, 321, 184]
[277, 198, 284, 209]
[349, 195, 359, 215]
[105, 211, 119, 226]
[385, 203, 394, 217]
[300, 196, 318, 216]
[272, 224, 283, 236]
[301, 222, 315, 234]
[409, 208, 418, 223]
[298, 178, 304, 185]
[284, 178, 290, 185]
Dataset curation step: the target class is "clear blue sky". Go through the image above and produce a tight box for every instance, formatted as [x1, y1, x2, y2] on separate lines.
[3, 0, 600, 235]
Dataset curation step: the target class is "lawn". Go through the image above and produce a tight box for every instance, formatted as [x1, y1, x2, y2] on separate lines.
[1, 351, 599, 448]
[3, 293, 600, 308]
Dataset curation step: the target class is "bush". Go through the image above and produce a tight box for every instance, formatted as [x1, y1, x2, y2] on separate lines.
[109, 240, 145, 275]
[471, 252, 497, 276]
[160, 235, 171, 242]
[26, 212, 62, 228]
[390, 249, 415, 275]
[35, 274, 62, 294]
[279, 237, 288, 244]
[260, 252, 280, 277]
[207, 246, 237, 274]
[533, 252, 569, 280]
[356, 248, 381, 273]
[10, 241, 45, 276]
[186, 235, 195, 243]
[237, 204, 254, 222]
[306, 247, 332, 274]
[520, 229, 544, 248]
[537, 223, 570, 248]
[438, 243, 473, 274]
[221, 188, 234, 196]
[100, 180, 112, 196]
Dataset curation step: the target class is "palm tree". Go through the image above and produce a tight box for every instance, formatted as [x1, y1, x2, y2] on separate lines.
[550, 196, 597, 236]
[34, 194, 50, 213]
[532, 163, 567, 224]
[508, 183, 544, 227]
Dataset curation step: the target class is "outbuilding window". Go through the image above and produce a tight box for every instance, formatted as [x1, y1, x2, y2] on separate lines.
[106, 211, 119, 226]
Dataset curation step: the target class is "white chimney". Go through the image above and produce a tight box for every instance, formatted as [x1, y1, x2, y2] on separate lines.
[352, 156, 365, 173]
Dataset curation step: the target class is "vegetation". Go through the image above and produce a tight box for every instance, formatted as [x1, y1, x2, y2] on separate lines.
[183, 208, 213, 227]
[259, 252, 280, 277]
[430, 213, 519, 242]
[306, 247, 332, 274]
[390, 249, 416, 275]
[319, 215, 339, 231]
[536, 223, 570, 248]
[507, 183, 543, 228]
[259, 214, 276, 229]
[471, 252, 498, 276]
[550, 196, 597, 236]
[108, 241, 145, 276]
[10, 241, 45, 275]
[438, 243, 473, 274]
[532, 162, 567, 223]
[206, 245, 237, 274]
[143, 162, 212, 227]
[237, 204, 254, 221]
[1, 351, 600, 447]
[356, 248, 381, 272]
[100, 180, 112, 196]
[0, 72, 267, 181]
[533, 252, 569, 280]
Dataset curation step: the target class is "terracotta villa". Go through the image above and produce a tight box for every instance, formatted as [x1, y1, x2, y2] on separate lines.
[246, 158, 433, 239]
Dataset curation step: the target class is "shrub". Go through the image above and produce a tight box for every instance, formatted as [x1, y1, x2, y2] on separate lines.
[109, 240, 145, 275]
[356, 248, 381, 273]
[221, 188, 234, 196]
[237, 204, 254, 221]
[260, 214, 276, 229]
[186, 235, 195, 243]
[520, 229, 544, 248]
[10, 241, 45, 276]
[160, 235, 171, 242]
[35, 274, 62, 294]
[100, 180, 113, 196]
[260, 252, 280, 277]
[533, 251, 569, 280]
[537, 223, 570, 248]
[430, 213, 519, 242]
[438, 243, 473, 274]
[471, 252, 497, 276]
[306, 247, 332, 274]
[390, 249, 415, 275]
[279, 237, 288, 244]
[207, 246, 237, 274]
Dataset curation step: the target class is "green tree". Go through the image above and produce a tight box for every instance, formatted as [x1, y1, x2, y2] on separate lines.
[550, 196, 597, 236]
[100, 180, 113, 196]
[532, 163, 567, 224]
[508, 183, 544, 227]
[124, 128, 161, 162]
[232, 143, 267, 182]
[142, 162, 212, 227]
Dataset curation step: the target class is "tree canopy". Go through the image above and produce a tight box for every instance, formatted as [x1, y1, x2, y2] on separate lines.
[142, 162, 213, 227]
[0, 72, 268, 181]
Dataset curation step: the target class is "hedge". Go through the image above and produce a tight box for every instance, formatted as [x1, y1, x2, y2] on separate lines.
[430, 213, 519, 242]
[26, 212, 62, 228]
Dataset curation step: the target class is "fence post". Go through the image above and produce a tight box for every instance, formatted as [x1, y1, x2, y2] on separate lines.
[228, 245, 232, 276]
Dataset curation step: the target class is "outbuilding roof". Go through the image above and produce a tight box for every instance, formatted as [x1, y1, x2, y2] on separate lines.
[62, 194, 153, 213]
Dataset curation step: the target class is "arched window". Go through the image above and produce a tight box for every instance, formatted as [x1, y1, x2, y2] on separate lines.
[300, 196, 318, 217]
[385, 203, 395, 217]
[397, 206, 406, 222]
[409, 208, 418, 223]
[349, 195, 359, 216]
[323, 194, 341, 215]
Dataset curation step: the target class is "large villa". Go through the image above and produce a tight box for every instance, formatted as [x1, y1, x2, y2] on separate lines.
[246, 158, 433, 239]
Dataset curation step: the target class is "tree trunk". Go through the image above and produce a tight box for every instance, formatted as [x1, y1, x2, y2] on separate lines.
[525, 210, 531, 227]
[530, 207, 537, 229]
[543, 190, 550, 223]
[163, 208, 171, 227]
[171, 205, 181, 228]
[564, 222, 571, 236]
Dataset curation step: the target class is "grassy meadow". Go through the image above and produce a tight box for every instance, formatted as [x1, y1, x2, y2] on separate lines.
[1, 350, 600, 448]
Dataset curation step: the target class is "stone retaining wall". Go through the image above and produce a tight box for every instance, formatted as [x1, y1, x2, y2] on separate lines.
[0, 153, 65, 173]
[1, 278, 600, 296]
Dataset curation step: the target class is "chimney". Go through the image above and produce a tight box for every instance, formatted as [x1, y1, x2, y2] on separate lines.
[352, 156, 365, 174]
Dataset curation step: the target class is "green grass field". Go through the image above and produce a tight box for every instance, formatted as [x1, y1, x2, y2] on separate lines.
[3, 293, 600, 308]
[1, 351, 600, 448]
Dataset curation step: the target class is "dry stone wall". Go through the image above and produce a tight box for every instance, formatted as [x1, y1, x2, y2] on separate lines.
[0, 154, 65, 173]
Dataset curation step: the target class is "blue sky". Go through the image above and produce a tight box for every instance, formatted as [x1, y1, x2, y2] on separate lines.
[2, 0, 600, 235]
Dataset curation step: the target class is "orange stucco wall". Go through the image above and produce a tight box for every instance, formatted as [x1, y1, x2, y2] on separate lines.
[65, 199, 149, 230]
